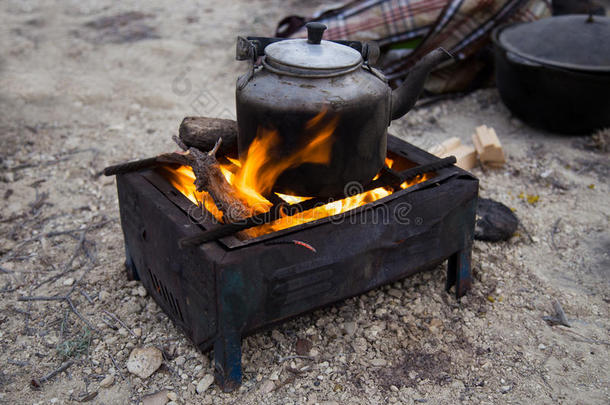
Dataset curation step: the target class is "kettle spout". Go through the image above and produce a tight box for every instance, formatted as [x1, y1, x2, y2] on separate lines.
[390, 48, 453, 120]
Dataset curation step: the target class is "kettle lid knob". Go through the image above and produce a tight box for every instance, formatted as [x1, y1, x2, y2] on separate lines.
[306, 22, 327, 45]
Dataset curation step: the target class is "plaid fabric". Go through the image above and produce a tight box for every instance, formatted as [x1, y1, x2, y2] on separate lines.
[280, 0, 551, 92]
[287, 0, 446, 46]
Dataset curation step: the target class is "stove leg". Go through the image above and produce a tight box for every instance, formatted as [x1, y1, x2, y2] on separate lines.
[213, 330, 242, 392]
[124, 243, 139, 281]
[446, 247, 472, 299]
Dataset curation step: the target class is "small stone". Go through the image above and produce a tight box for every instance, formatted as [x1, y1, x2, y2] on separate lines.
[295, 338, 313, 356]
[271, 330, 283, 342]
[124, 299, 142, 315]
[133, 327, 142, 337]
[105, 336, 118, 345]
[174, 356, 186, 366]
[538, 344, 546, 350]
[451, 380, 465, 389]
[63, 277, 75, 286]
[166, 392, 178, 401]
[99, 290, 109, 302]
[269, 369, 280, 381]
[134, 286, 148, 297]
[196, 374, 214, 394]
[126, 346, 163, 379]
[99, 374, 114, 388]
[343, 322, 356, 335]
[388, 289, 402, 299]
[142, 390, 168, 405]
[259, 379, 275, 394]
[370, 358, 387, 367]
[501, 385, 512, 393]
[390, 385, 399, 392]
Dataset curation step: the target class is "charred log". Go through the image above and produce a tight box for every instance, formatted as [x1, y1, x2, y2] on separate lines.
[171, 136, 250, 223]
[103, 136, 250, 224]
[179, 117, 238, 158]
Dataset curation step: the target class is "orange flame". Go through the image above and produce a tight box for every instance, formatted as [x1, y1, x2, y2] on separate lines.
[232, 108, 338, 208]
[162, 109, 432, 240]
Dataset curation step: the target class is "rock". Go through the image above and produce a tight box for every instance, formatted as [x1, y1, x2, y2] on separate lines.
[501, 385, 512, 394]
[343, 321, 357, 335]
[370, 358, 388, 367]
[259, 379, 275, 394]
[99, 374, 114, 388]
[451, 380, 465, 389]
[474, 198, 518, 242]
[105, 335, 118, 345]
[271, 330, 283, 342]
[388, 289, 403, 299]
[133, 327, 142, 337]
[196, 374, 214, 394]
[133, 285, 147, 297]
[124, 299, 142, 315]
[166, 392, 178, 401]
[98, 290, 109, 302]
[295, 338, 313, 356]
[174, 355, 186, 366]
[538, 344, 546, 350]
[63, 277, 75, 286]
[142, 390, 168, 405]
[126, 346, 163, 379]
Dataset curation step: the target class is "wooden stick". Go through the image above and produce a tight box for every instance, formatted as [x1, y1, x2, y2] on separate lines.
[31, 360, 74, 388]
[103, 154, 185, 176]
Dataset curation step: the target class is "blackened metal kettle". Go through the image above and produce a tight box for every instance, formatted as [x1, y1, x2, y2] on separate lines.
[236, 23, 451, 197]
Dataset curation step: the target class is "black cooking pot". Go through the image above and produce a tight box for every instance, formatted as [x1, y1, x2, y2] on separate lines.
[492, 14, 610, 135]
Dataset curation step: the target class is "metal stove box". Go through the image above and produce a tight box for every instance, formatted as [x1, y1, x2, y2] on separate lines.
[116, 135, 478, 391]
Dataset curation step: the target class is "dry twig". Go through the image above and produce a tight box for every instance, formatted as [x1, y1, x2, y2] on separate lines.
[31, 360, 74, 388]
[102, 310, 137, 339]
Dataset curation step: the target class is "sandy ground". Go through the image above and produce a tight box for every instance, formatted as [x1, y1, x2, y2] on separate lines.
[1, 1, 608, 404]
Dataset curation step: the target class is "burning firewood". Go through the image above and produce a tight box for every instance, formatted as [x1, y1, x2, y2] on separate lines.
[103, 136, 251, 224]
[171, 136, 251, 223]
[179, 116, 238, 158]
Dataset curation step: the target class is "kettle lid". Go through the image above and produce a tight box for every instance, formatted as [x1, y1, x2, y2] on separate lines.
[264, 23, 363, 75]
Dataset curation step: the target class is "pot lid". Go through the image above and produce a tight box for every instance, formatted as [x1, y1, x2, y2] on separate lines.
[497, 15, 610, 72]
[264, 22, 363, 75]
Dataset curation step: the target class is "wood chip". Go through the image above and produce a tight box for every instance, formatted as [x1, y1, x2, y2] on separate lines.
[473, 125, 505, 166]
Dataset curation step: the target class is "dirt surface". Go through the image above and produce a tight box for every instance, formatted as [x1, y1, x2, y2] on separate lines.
[1, 1, 608, 404]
